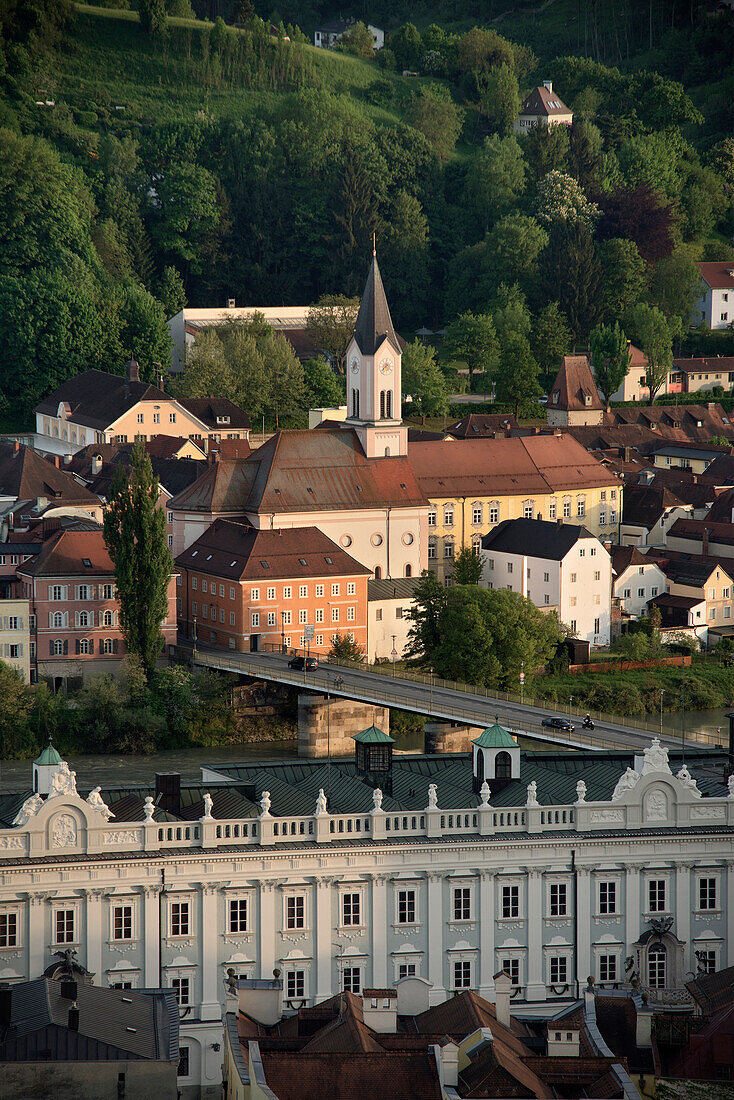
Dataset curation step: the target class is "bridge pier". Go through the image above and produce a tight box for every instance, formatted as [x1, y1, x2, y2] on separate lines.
[298, 694, 390, 759]
[424, 720, 483, 754]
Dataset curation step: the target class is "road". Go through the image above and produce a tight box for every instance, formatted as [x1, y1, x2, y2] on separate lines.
[187, 645, 717, 754]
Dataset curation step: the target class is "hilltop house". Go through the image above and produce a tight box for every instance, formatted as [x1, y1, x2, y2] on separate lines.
[514, 81, 572, 133]
[692, 262, 734, 329]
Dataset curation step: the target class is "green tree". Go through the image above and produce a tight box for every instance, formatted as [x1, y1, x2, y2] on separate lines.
[158, 265, 186, 318]
[627, 303, 674, 405]
[444, 312, 499, 388]
[303, 356, 344, 409]
[404, 570, 447, 664]
[535, 169, 599, 228]
[542, 220, 602, 341]
[531, 302, 572, 376]
[484, 214, 547, 298]
[648, 248, 702, 331]
[452, 546, 483, 585]
[431, 586, 562, 689]
[390, 22, 423, 71]
[150, 163, 221, 271]
[567, 119, 603, 190]
[491, 283, 532, 345]
[110, 280, 172, 377]
[0, 662, 33, 758]
[408, 85, 463, 162]
[596, 238, 646, 320]
[480, 63, 519, 136]
[305, 296, 360, 375]
[495, 332, 541, 417]
[138, 0, 167, 34]
[402, 340, 449, 421]
[590, 322, 628, 406]
[464, 134, 527, 232]
[328, 633, 366, 663]
[103, 441, 173, 677]
[336, 21, 374, 58]
[380, 191, 430, 327]
[524, 122, 569, 179]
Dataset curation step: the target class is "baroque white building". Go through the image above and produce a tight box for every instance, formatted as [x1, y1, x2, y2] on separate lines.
[0, 732, 733, 1097]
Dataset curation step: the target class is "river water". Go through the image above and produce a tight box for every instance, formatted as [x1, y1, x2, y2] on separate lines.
[0, 707, 728, 792]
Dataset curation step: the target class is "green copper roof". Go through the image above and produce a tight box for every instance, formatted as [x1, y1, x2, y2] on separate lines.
[352, 725, 395, 744]
[34, 740, 62, 766]
[472, 718, 517, 749]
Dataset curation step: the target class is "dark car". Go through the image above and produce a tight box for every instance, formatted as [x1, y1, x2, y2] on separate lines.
[541, 716, 575, 732]
[288, 655, 319, 671]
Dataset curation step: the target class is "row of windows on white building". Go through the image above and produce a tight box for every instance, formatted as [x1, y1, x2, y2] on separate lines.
[189, 580, 356, 599]
[428, 493, 619, 528]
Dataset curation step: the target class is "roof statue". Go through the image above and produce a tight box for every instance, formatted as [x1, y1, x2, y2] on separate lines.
[143, 795, 155, 821]
[426, 783, 438, 810]
[479, 780, 491, 806]
[576, 779, 587, 803]
[201, 791, 214, 821]
[526, 781, 539, 808]
[86, 786, 115, 820]
[48, 760, 77, 798]
[259, 790, 272, 818]
[676, 765, 700, 795]
[612, 767, 640, 801]
[353, 249, 399, 356]
[641, 737, 671, 775]
[372, 787, 384, 812]
[13, 792, 43, 827]
[315, 789, 328, 816]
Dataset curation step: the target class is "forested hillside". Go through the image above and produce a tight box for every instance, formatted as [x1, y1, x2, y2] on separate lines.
[0, 0, 732, 425]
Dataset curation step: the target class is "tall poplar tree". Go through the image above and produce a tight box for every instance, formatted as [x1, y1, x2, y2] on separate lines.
[103, 441, 173, 677]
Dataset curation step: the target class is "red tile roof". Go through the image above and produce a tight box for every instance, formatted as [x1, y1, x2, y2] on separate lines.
[520, 84, 571, 117]
[549, 355, 604, 413]
[259, 1050, 443, 1100]
[175, 520, 370, 581]
[446, 413, 519, 438]
[673, 356, 734, 374]
[409, 433, 616, 498]
[697, 261, 734, 290]
[177, 397, 250, 431]
[0, 443, 100, 507]
[17, 528, 114, 577]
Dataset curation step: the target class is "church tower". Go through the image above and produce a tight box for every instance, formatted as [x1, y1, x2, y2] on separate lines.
[345, 246, 408, 458]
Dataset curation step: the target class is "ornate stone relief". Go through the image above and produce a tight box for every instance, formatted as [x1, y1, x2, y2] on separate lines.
[51, 814, 78, 848]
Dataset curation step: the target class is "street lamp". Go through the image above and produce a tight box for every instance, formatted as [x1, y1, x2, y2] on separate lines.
[192, 616, 198, 661]
[568, 695, 573, 722]
[429, 667, 434, 714]
[391, 635, 397, 676]
[520, 660, 525, 706]
[659, 689, 664, 738]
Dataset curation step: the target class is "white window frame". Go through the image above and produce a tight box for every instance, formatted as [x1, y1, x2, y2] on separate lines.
[696, 874, 719, 913]
[547, 954, 570, 986]
[227, 895, 250, 934]
[340, 888, 363, 929]
[110, 900, 135, 942]
[497, 952, 522, 987]
[547, 879, 569, 918]
[395, 886, 419, 927]
[645, 875, 669, 915]
[452, 885, 472, 922]
[453, 960, 472, 989]
[285, 969, 306, 1001]
[171, 976, 191, 1006]
[53, 904, 78, 945]
[283, 892, 309, 931]
[169, 899, 191, 938]
[597, 878, 620, 917]
[500, 880, 521, 920]
[0, 908, 20, 949]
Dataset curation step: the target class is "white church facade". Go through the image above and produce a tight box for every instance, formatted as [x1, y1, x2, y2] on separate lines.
[0, 734, 733, 1097]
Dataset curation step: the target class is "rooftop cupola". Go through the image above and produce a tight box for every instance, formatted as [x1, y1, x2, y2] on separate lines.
[472, 717, 520, 793]
[353, 724, 395, 796]
[125, 357, 140, 383]
[33, 736, 62, 795]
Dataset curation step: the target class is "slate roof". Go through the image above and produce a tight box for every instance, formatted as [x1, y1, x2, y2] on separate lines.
[667, 518, 734, 549]
[34, 370, 172, 431]
[89, 453, 206, 501]
[178, 397, 251, 430]
[674, 356, 734, 375]
[0, 979, 178, 1064]
[698, 261, 734, 290]
[520, 84, 571, 117]
[622, 484, 690, 529]
[481, 517, 597, 560]
[175, 520, 370, 581]
[446, 413, 519, 439]
[169, 430, 426, 515]
[0, 443, 99, 507]
[409, 433, 616, 499]
[549, 356, 603, 413]
[654, 554, 730, 588]
[368, 577, 421, 602]
[610, 545, 659, 578]
[353, 253, 399, 357]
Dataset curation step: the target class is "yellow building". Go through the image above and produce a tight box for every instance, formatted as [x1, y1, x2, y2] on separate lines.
[409, 433, 623, 583]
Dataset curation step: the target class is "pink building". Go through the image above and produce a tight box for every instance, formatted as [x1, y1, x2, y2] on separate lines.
[17, 528, 177, 690]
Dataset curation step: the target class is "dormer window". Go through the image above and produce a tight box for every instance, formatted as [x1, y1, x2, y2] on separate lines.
[552, 392, 559, 404]
[584, 394, 592, 407]
[216, 416, 230, 425]
[82, 558, 92, 568]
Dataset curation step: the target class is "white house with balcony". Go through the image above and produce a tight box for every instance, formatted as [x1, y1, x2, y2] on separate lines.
[611, 545, 668, 620]
[481, 517, 612, 646]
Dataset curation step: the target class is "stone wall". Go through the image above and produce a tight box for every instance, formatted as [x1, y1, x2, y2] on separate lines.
[424, 721, 482, 754]
[298, 694, 390, 758]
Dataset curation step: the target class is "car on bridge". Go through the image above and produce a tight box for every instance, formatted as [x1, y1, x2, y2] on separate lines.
[288, 655, 319, 671]
[541, 716, 575, 732]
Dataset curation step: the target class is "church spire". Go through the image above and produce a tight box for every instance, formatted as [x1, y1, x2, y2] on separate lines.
[353, 249, 399, 357]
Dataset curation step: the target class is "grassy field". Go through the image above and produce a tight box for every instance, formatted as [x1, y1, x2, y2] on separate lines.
[55, 5, 421, 130]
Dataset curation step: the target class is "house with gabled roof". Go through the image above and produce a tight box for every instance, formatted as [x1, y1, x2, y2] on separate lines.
[547, 355, 604, 427]
[514, 80, 573, 133]
[33, 359, 250, 457]
[692, 261, 734, 329]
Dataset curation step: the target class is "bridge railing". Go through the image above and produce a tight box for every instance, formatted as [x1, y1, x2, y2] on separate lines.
[187, 645, 724, 751]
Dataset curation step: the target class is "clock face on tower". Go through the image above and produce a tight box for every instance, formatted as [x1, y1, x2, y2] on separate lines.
[350, 358, 360, 374]
[379, 359, 393, 375]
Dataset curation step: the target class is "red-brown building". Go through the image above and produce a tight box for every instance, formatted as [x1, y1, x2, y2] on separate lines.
[17, 527, 178, 689]
[176, 521, 370, 655]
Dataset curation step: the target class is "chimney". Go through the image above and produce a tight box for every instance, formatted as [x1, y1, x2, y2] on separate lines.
[155, 773, 181, 815]
[702, 527, 709, 555]
[227, 298, 236, 309]
[68, 1001, 80, 1032]
[91, 454, 103, 477]
[635, 1001, 653, 1048]
[438, 1039, 459, 1087]
[395, 976, 432, 1016]
[63, 453, 72, 465]
[543, 79, 553, 92]
[53, 456, 60, 468]
[158, 373, 165, 393]
[13, 440, 19, 453]
[126, 358, 140, 383]
[236, 972, 283, 1024]
[493, 970, 512, 1029]
[361, 989, 397, 1033]
[557, 518, 563, 528]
